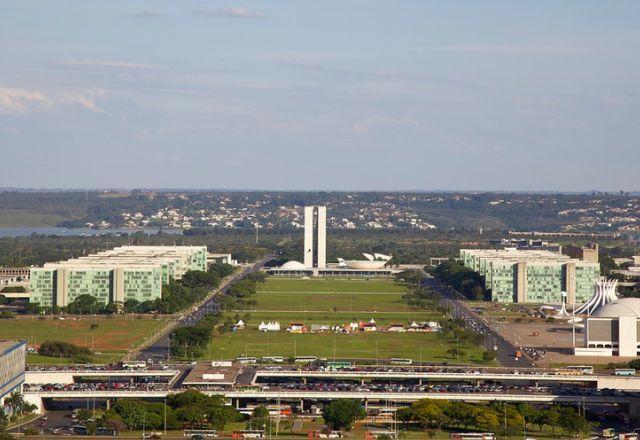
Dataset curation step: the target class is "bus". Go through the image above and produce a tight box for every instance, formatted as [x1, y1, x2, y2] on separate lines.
[183, 429, 218, 438]
[294, 356, 317, 363]
[390, 358, 413, 365]
[614, 368, 636, 376]
[562, 365, 593, 375]
[327, 361, 352, 369]
[261, 356, 284, 363]
[122, 361, 147, 370]
[236, 357, 258, 364]
[450, 433, 495, 440]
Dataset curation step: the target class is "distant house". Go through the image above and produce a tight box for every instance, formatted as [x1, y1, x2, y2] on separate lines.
[287, 323, 306, 334]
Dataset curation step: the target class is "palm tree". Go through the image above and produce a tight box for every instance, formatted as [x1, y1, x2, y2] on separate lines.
[5, 392, 23, 416]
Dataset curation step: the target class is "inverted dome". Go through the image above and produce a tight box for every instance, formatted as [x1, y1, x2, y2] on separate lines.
[280, 260, 307, 269]
[591, 297, 640, 318]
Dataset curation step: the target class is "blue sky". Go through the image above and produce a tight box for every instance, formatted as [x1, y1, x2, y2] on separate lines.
[1, 1, 639, 191]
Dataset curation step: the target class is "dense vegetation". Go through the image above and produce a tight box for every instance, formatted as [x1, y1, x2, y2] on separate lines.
[322, 400, 366, 431]
[431, 260, 489, 301]
[38, 340, 92, 362]
[398, 400, 591, 436]
[71, 390, 241, 434]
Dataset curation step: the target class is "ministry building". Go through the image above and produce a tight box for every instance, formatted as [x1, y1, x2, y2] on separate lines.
[460, 248, 600, 304]
[30, 246, 207, 308]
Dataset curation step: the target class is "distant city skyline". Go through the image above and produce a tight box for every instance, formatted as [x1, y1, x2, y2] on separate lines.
[1, 1, 639, 191]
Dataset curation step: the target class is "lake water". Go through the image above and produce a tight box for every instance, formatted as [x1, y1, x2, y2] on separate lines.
[0, 227, 183, 238]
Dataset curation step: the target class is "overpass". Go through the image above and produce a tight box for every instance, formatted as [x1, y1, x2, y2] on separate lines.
[24, 365, 640, 391]
[252, 368, 640, 391]
[25, 369, 180, 385]
[22, 388, 640, 414]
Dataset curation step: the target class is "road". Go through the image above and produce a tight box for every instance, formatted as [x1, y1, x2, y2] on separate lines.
[136, 255, 273, 362]
[424, 277, 534, 368]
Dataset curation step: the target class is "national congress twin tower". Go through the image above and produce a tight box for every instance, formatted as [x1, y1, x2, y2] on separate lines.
[30, 246, 207, 308]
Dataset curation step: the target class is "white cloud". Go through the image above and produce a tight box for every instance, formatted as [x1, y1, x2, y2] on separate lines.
[0, 86, 104, 115]
[192, 8, 265, 19]
[0, 87, 50, 115]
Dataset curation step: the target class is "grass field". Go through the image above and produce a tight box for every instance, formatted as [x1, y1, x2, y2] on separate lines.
[0, 317, 164, 364]
[203, 278, 486, 363]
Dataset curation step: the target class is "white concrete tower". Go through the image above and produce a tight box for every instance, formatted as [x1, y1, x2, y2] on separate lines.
[317, 206, 327, 268]
[304, 206, 314, 268]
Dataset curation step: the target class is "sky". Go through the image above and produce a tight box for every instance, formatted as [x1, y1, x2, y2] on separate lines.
[0, 1, 639, 192]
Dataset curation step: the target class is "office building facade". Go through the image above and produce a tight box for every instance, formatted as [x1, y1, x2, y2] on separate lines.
[460, 249, 600, 304]
[0, 340, 26, 406]
[30, 246, 207, 308]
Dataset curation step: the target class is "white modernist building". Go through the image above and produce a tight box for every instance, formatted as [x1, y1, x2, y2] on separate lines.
[571, 278, 640, 357]
[269, 206, 397, 278]
[303, 205, 327, 269]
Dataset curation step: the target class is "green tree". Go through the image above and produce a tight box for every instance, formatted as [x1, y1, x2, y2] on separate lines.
[322, 400, 366, 431]
[482, 351, 496, 362]
[111, 400, 147, 430]
[410, 400, 446, 430]
[24, 302, 41, 315]
[475, 410, 499, 431]
[66, 294, 100, 314]
[248, 406, 270, 431]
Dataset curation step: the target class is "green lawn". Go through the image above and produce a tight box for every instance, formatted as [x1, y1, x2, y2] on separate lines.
[0, 317, 164, 364]
[243, 278, 422, 314]
[206, 331, 483, 363]
[202, 278, 485, 363]
[258, 278, 409, 293]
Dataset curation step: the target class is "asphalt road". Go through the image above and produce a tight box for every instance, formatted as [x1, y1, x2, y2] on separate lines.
[136, 256, 273, 362]
[424, 277, 534, 368]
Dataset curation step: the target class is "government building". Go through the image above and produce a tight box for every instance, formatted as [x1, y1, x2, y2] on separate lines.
[30, 246, 207, 308]
[460, 248, 600, 304]
[0, 340, 26, 406]
[576, 297, 640, 357]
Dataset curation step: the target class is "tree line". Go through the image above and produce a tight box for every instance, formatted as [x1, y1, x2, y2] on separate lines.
[430, 260, 489, 301]
[397, 400, 591, 437]
[37, 341, 92, 363]
[68, 390, 241, 435]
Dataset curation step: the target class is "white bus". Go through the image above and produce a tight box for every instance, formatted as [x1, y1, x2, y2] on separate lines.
[122, 361, 147, 370]
[450, 433, 495, 440]
[614, 368, 636, 376]
[390, 358, 413, 365]
[261, 356, 285, 363]
[563, 365, 594, 375]
[294, 356, 317, 363]
[236, 357, 258, 364]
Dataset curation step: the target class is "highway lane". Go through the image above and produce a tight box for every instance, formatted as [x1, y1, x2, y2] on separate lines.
[136, 255, 273, 362]
[424, 277, 534, 368]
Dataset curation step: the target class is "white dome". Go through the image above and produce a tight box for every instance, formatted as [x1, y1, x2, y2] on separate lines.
[591, 298, 640, 318]
[279, 260, 307, 270]
[344, 260, 387, 270]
